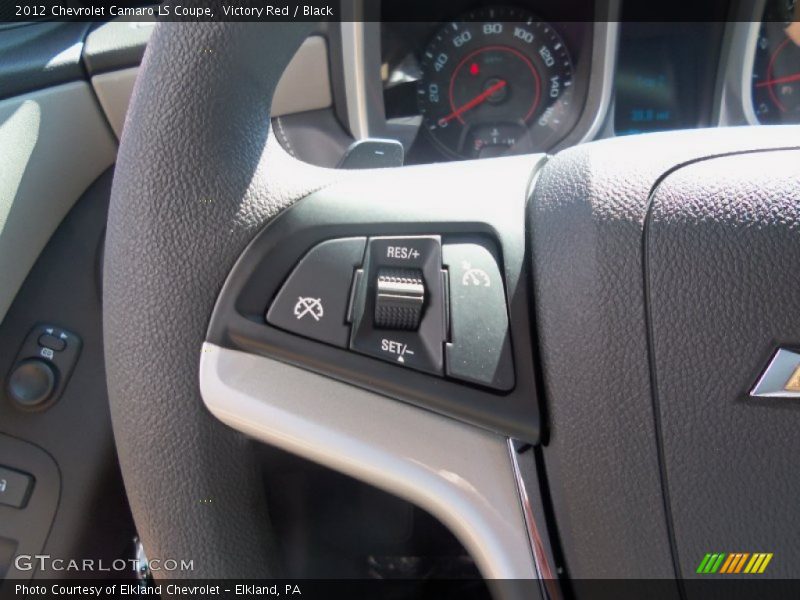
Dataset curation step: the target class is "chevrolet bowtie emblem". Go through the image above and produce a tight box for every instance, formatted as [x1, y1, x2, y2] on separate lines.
[786, 365, 800, 393]
[751, 349, 800, 398]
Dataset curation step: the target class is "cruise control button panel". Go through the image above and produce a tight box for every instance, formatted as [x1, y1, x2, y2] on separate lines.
[267, 237, 366, 348]
[265, 235, 514, 389]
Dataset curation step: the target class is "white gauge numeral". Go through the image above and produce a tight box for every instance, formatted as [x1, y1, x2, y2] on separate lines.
[453, 31, 472, 48]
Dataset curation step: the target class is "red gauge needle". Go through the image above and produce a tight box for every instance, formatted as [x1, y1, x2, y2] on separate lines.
[438, 79, 507, 125]
[755, 72, 800, 88]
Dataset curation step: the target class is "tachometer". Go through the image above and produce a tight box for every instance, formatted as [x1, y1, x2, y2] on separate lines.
[752, 20, 800, 124]
[417, 7, 574, 159]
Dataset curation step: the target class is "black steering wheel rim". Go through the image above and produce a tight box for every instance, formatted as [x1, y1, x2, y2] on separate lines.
[103, 22, 332, 578]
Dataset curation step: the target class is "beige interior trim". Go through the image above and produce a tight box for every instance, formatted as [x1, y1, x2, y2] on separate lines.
[91, 67, 138, 139]
[0, 81, 117, 325]
[272, 35, 333, 116]
[92, 36, 332, 139]
[200, 343, 537, 586]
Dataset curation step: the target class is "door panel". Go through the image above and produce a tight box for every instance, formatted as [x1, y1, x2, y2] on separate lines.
[0, 81, 116, 324]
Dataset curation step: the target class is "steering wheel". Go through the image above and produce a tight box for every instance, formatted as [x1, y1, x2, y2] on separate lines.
[105, 22, 800, 586]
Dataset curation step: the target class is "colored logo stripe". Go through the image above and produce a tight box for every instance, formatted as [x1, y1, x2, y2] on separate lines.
[697, 553, 773, 574]
[696, 554, 713, 573]
[745, 553, 773, 574]
[720, 553, 749, 573]
[718, 553, 735, 573]
[696, 553, 725, 573]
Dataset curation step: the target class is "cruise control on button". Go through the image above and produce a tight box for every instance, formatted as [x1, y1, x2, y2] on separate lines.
[443, 239, 515, 390]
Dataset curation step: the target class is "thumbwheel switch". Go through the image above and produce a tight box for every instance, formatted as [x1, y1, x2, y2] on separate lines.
[374, 268, 426, 331]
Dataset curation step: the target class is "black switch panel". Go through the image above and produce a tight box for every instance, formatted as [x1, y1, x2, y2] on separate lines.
[263, 235, 515, 390]
[350, 237, 446, 374]
[5, 324, 82, 411]
[208, 211, 538, 440]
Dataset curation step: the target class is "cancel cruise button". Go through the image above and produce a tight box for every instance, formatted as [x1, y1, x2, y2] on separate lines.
[267, 238, 366, 348]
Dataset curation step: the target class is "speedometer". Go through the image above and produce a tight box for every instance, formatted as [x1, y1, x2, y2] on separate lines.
[417, 7, 574, 159]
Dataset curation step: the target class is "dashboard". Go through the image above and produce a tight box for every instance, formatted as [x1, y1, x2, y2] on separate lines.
[270, 0, 800, 168]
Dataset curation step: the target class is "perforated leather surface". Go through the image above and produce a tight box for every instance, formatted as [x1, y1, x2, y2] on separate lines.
[531, 127, 800, 584]
[103, 23, 335, 577]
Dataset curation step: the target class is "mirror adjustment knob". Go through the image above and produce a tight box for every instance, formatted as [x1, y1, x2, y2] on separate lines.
[7, 359, 56, 408]
[374, 268, 425, 331]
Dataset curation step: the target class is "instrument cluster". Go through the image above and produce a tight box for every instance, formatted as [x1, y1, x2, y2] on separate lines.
[370, 0, 798, 165]
[381, 2, 595, 163]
